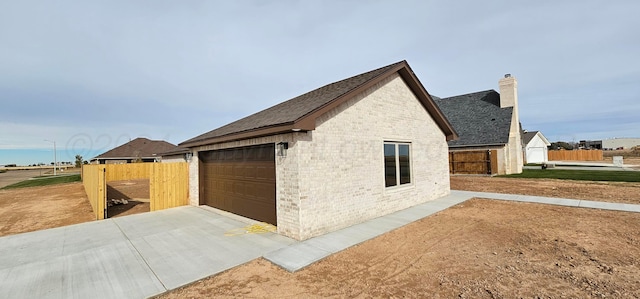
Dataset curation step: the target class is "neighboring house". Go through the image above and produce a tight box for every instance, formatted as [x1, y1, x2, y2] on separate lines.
[160, 147, 192, 163]
[91, 137, 181, 164]
[523, 131, 551, 163]
[178, 60, 457, 240]
[433, 75, 524, 175]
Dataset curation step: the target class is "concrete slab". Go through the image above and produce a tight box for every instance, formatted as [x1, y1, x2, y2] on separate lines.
[263, 242, 332, 272]
[579, 200, 640, 212]
[0, 241, 165, 299]
[452, 190, 640, 213]
[265, 193, 473, 272]
[123, 212, 295, 290]
[2, 189, 639, 298]
[265, 190, 640, 273]
[0, 206, 295, 299]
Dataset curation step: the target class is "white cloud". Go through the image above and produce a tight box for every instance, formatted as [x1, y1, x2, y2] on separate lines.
[0, 0, 638, 164]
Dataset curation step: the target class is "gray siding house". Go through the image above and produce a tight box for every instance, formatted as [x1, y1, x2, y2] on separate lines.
[179, 61, 457, 240]
[433, 75, 524, 175]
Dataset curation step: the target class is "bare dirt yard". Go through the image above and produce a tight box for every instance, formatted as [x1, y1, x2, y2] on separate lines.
[2, 173, 640, 297]
[106, 179, 150, 218]
[0, 182, 94, 236]
[0, 179, 151, 237]
[160, 198, 640, 298]
[451, 176, 640, 204]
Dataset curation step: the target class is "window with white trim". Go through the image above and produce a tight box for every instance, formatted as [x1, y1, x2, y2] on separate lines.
[384, 142, 411, 187]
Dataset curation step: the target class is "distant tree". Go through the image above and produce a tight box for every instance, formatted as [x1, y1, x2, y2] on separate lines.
[75, 155, 83, 168]
[50, 162, 54, 166]
[549, 142, 574, 150]
[83, 160, 89, 165]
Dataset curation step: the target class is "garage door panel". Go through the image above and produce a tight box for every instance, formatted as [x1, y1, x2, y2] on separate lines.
[199, 144, 276, 225]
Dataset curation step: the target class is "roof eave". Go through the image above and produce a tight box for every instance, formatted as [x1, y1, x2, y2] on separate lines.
[179, 123, 308, 148]
[449, 143, 507, 148]
[181, 61, 459, 147]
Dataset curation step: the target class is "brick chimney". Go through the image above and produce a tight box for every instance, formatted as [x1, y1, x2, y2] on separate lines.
[498, 74, 518, 108]
[498, 73, 523, 174]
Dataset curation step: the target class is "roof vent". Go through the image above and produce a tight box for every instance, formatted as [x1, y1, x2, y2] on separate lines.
[504, 74, 511, 78]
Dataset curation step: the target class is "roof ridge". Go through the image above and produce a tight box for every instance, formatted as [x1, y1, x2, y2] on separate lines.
[180, 60, 457, 147]
[437, 89, 496, 100]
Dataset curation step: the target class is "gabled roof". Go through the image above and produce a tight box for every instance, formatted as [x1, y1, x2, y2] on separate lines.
[522, 131, 538, 145]
[523, 131, 551, 146]
[180, 60, 457, 148]
[92, 138, 180, 160]
[433, 90, 513, 147]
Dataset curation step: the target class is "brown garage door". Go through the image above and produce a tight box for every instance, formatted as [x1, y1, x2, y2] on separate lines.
[199, 144, 276, 225]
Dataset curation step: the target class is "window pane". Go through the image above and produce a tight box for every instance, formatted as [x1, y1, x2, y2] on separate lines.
[384, 144, 396, 187]
[399, 144, 410, 184]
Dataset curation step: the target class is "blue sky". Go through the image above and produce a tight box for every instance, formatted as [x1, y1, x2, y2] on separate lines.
[1, 1, 639, 165]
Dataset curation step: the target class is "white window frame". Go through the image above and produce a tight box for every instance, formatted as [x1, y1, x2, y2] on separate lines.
[383, 142, 412, 188]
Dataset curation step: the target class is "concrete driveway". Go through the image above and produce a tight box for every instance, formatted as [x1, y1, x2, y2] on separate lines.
[3, 191, 639, 298]
[0, 206, 295, 299]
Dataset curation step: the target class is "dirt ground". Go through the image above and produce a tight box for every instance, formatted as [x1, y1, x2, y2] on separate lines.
[106, 179, 150, 218]
[0, 179, 151, 237]
[450, 176, 640, 204]
[0, 182, 95, 236]
[2, 173, 640, 297]
[160, 198, 640, 298]
[601, 156, 640, 165]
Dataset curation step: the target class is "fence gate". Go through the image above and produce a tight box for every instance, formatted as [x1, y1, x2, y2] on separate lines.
[83, 162, 189, 220]
[449, 150, 497, 175]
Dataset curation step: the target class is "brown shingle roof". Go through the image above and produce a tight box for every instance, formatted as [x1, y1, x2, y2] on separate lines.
[180, 60, 457, 147]
[93, 138, 180, 160]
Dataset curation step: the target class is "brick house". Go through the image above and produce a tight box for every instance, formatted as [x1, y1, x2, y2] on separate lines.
[433, 75, 524, 175]
[91, 137, 181, 164]
[179, 61, 457, 240]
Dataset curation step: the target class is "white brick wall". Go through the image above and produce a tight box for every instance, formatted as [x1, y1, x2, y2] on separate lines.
[187, 73, 451, 240]
[294, 73, 450, 239]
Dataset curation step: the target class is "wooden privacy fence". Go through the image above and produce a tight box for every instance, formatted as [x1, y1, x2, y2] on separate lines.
[82, 165, 106, 220]
[548, 150, 603, 161]
[449, 150, 498, 175]
[82, 162, 189, 220]
[105, 163, 152, 181]
[150, 162, 189, 211]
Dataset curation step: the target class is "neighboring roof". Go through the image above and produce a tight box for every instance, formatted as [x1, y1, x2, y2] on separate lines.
[523, 131, 551, 146]
[180, 60, 457, 148]
[92, 138, 180, 160]
[522, 131, 538, 144]
[159, 147, 191, 157]
[433, 90, 513, 147]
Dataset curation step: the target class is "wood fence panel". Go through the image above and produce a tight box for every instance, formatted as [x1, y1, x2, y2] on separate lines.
[83, 162, 188, 218]
[490, 150, 498, 175]
[150, 162, 189, 212]
[548, 150, 603, 161]
[449, 151, 492, 175]
[82, 164, 106, 220]
[105, 163, 152, 181]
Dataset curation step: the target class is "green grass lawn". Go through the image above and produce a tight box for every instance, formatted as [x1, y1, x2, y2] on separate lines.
[1, 174, 82, 190]
[501, 169, 640, 183]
